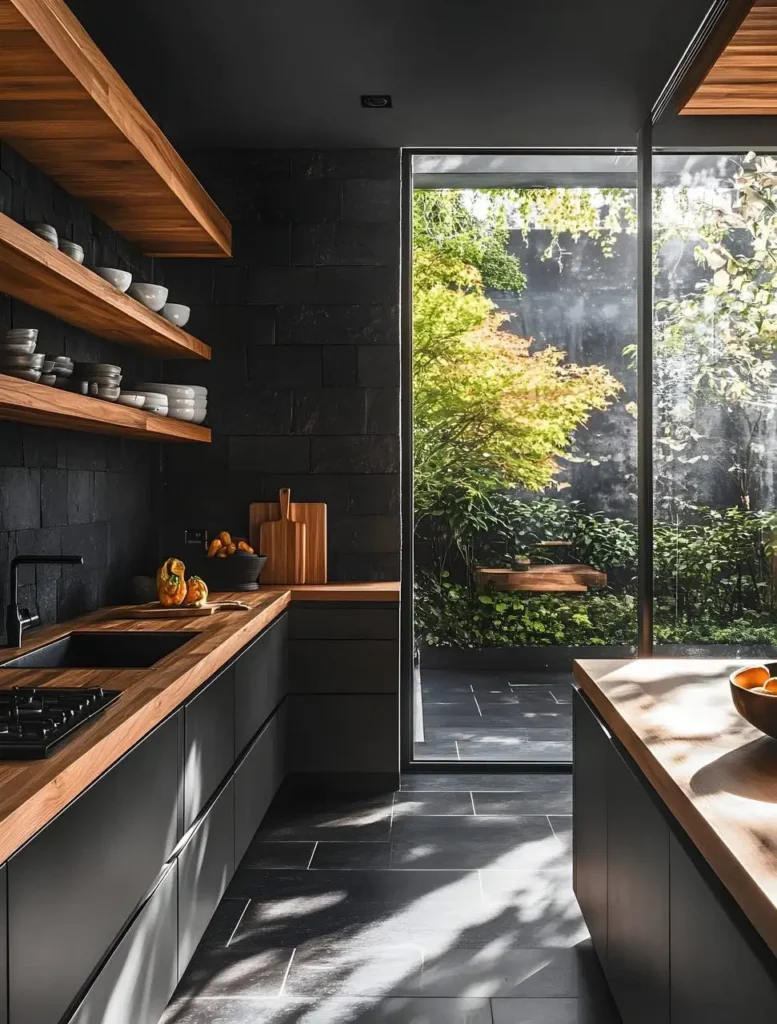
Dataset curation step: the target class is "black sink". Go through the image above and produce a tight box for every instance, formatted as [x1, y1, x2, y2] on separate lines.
[0, 631, 199, 670]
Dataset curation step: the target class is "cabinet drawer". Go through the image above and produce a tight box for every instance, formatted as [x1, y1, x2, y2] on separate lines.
[184, 664, 235, 829]
[178, 778, 235, 972]
[234, 704, 286, 864]
[9, 712, 180, 1024]
[234, 613, 287, 754]
[67, 862, 177, 1024]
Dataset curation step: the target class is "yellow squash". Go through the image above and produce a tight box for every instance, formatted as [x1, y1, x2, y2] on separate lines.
[156, 557, 187, 606]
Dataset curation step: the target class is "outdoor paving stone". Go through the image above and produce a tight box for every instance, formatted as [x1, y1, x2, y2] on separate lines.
[282, 942, 424, 997]
[474, 792, 572, 815]
[393, 791, 474, 816]
[172, 946, 293, 1001]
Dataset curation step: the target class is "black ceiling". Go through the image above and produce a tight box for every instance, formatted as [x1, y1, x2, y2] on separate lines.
[74, 0, 715, 149]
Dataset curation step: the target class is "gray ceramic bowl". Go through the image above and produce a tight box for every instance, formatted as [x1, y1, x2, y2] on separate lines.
[93, 267, 132, 293]
[96, 386, 120, 401]
[161, 303, 191, 327]
[1, 368, 41, 382]
[60, 241, 85, 264]
[30, 224, 58, 247]
[0, 340, 36, 355]
[128, 282, 169, 312]
[0, 353, 36, 368]
[6, 328, 38, 339]
[29, 353, 45, 370]
[74, 362, 121, 376]
[40, 374, 56, 387]
[117, 393, 146, 409]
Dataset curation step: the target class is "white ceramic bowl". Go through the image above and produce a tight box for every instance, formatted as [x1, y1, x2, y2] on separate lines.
[133, 391, 168, 407]
[191, 408, 207, 424]
[60, 241, 85, 264]
[96, 385, 120, 401]
[161, 303, 191, 327]
[186, 384, 208, 397]
[117, 393, 146, 409]
[128, 283, 168, 311]
[167, 405, 195, 421]
[93, 267, 132, 292]
[1, 340, 36, 355]
[135, 382, 195, 400]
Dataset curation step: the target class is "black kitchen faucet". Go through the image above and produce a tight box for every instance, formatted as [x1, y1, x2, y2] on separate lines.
[6, 555, 84, 647]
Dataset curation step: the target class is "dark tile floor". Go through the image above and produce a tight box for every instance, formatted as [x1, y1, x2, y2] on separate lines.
[415, 669, 573, 763]
[162, 774, 620, 1023]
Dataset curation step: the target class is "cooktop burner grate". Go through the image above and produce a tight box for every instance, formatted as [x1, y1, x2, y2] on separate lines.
[0, 687, 120, 759]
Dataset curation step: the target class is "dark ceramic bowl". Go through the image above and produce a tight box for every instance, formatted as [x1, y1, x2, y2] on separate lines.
[196, 552, 267, 593]
[730, 662, 777, 740]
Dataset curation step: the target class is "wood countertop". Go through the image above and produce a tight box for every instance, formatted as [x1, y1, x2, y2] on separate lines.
[575, 658, 777, 960]
[0, 581, 399, 864]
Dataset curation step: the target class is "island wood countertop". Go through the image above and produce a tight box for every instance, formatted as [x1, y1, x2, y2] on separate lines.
[0, 581, 399, 864]
[575, 658, 777, 960]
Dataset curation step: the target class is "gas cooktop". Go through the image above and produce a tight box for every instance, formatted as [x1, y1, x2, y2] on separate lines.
[0, 687, 120, 759]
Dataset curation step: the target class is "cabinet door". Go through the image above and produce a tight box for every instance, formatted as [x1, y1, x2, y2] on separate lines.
[670, 832, 777, 1023]
[0, 864, 6, 1024]
[184, 663, 235, 829]
[572, 689, 609, 968]
[178, 778, 235, 972]
[234, 613, 287, 754]
[234, 704, 286, 864]
[9, 713, 180, 1024]
[67, 862, 178, 1024]
[606, 739, 670, 1024]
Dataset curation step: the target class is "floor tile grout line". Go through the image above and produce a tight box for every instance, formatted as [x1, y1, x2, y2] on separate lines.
[472, 692, 484, 717]
[470, 791, 477, 816]
[455, 739, 461, 761]
[277, 947, 296, 998]
[225, 898, 251, 947]
[306, 841, 318, 869]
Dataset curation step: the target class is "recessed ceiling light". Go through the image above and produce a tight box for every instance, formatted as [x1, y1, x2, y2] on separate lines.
[361, 95, 392, 109]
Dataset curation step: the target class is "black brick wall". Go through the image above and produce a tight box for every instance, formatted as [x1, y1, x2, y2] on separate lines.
[161, 150, 401, 581]
[0, 142, 163, 642]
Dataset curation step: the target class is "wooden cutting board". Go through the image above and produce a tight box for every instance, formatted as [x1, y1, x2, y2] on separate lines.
[250, 498, 327, 583]
[258, 488, 307, 584]
[119, 601, 251, 618]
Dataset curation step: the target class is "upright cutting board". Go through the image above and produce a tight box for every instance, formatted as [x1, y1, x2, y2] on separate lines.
[258, 488, 307, 584]
[250, 497, 327, 583]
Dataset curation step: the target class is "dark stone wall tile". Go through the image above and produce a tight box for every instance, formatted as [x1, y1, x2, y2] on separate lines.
[311, 436, 399, 474]
[159, 150, 401, 578]
[0, 144, 162, 642]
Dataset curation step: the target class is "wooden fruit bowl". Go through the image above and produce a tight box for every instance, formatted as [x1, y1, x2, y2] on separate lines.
[730, 663, 777, 740]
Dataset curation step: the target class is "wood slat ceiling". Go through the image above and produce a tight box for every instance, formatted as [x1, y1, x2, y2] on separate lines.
[681, 0, 777, 115]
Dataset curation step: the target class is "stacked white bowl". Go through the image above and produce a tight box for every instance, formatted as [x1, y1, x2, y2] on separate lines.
[136, 382, 207, 424]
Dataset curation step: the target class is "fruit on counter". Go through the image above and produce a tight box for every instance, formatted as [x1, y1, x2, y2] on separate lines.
[751, 686, 777, 696]
[764, 677, 777, 694]
[207, 532, 255, 557]
[156, 557, 187, 606]
[184, 575, 209, 607]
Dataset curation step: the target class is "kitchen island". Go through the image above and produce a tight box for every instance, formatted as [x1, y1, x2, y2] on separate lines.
[573, 658, 777, 1023]
[0, 581, 399, 1024]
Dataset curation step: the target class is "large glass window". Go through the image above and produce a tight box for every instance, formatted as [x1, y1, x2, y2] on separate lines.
[653, 153, 777, 654]
[411, 153, 638, 763]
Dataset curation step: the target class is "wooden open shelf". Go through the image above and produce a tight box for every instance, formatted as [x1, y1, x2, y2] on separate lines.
[0, 0, 231, 257]
[0, 373, 211, 442]
[0, 212, 211, 359]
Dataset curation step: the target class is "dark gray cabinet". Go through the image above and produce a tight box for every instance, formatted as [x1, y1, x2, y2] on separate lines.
[184, 663, 235, 829]
[670, 833, 777, 1023]
[573, 686, 777, 1024]
[605, 741, 669, 1024]
[235, 703, 286, 863]
[572, 689, 609, 968]
[0, 864, 6, 1024]
[8, 712, 180, 1024]
[178, 777, 235, 969]
[234, 613, 287, 754]
[67, 862, 178, 1024]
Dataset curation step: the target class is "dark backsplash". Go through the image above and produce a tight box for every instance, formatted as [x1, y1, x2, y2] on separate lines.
[0, 146, 401, 642]
[0, 142, 164, 642]
[159, 150, 401, 581]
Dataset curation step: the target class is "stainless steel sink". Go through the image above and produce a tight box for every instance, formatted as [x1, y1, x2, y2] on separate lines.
[0, 631, 199, 670]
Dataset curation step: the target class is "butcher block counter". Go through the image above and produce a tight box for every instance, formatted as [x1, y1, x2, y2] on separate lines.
[0, 581, 399, 865]
[573, 658, 777, 1024]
